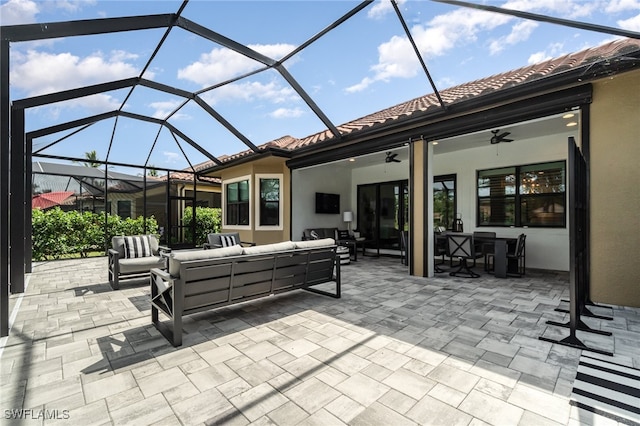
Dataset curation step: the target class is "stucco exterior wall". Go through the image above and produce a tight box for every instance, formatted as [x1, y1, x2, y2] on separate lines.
[589, 69, 640, 307]
[218, 156, 291, 245]
[291, 165, 351, 241]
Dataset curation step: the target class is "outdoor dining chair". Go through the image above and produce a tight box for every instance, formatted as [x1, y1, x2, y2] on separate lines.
[473, 231, 496, 271]
[446, 233, 484, 278]
[486, 233, 527, 277]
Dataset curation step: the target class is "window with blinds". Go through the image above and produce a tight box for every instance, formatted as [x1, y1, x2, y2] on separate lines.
[477, 161, 566, 227]
[226, 179, 250, 226]
[259, 177, 280, 226]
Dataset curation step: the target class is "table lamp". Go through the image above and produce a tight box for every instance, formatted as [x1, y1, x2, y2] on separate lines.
[343, 211, 353, 235]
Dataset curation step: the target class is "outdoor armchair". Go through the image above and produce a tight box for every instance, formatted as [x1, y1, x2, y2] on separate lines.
[108, 235, 168, 290]
[203, 232, 256, 249]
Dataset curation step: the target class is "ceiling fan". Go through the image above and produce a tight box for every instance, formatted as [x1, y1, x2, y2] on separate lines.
[385, 152, 401, 163]
[490, 129, 513, 144]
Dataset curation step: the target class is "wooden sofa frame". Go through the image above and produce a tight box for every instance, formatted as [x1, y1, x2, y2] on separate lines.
[150, 245, 340, 346]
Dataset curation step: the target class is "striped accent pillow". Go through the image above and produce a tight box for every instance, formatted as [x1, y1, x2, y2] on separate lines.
[220, 235, 237, 247]
[124, 235, 152, 258]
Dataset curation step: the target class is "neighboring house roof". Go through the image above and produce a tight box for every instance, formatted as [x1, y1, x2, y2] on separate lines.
[200, 37, 640, 172]
[163, 161, 222, 185]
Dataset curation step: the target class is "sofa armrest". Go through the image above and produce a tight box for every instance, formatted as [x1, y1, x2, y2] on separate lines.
[151, 267, 173, 283]
[150, 268, 174, 299]
[108, 248, 120, 258]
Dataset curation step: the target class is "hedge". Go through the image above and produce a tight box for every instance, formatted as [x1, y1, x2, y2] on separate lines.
[31, 208, 158, 260]
[182, 206, 222, 246]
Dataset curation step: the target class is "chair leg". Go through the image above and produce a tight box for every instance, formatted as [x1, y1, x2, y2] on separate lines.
[449, 257, 480, 278]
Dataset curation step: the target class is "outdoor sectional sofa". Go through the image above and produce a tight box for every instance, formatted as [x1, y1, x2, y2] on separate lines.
[150, 238, 340, 346]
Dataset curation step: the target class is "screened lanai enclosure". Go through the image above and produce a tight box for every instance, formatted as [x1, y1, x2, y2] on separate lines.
[31, 160, 220, 250]
[2, 0, 639, 338]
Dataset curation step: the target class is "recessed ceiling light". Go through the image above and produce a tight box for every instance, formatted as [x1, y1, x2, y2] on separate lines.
[563, 113, 575, 119]
[348, 158, 356, 162]
[432, 141, 439, 145]
[566, 122, 578, 127]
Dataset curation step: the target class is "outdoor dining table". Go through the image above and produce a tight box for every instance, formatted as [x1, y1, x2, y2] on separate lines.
[437, 233, 518, 278]
[473, 235, 518, 278]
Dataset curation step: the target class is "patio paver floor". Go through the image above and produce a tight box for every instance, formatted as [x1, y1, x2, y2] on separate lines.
[1, 255, 639, 425]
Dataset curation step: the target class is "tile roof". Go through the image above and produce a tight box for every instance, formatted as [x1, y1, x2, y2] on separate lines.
[203, 37, 640, 171]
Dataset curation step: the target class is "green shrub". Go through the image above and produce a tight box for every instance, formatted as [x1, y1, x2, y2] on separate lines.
[182, 206, 221, 246]
[31, 208, 159, 260]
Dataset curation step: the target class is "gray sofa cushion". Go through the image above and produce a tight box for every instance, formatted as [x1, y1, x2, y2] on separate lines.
[294, 238, 335, 249]
[169, 245, 244, 276]
[242, 241, 296, 255]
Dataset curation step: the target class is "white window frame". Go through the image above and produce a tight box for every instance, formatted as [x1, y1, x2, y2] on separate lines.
[223, 175, 251, 230]
[255, 173, 283, 231]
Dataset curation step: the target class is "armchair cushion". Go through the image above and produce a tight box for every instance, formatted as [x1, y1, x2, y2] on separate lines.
[112, 235, 160, 257]
[123, 235, 152, 258]
[205, 232, 255, 249]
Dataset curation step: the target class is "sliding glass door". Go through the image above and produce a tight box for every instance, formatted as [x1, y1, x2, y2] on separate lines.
[434, 174, 456, 231]
[357, 180, 409, 253]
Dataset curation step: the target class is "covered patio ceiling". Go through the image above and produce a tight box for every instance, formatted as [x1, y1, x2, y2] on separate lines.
[2, 0, 639, 175]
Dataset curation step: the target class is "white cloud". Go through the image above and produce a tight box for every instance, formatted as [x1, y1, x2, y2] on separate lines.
[0, 0, 97, 25]
[527, 42, 565, 64]
[269, 107, 304, 119]
[149, 100, 190, 120]
[347, 0, 614, 92]
[502, 0, 599, 19]
[489, 20, 538, 55]
[178, 43, 296, 87]
[347, 7, 508, 92]
[11, 49, 148, 115]
[178, 43, 300, 106]
[605, 0, 640, 13]
[618, 13, 640, 31]
[0, 0, 39, 25]
[163, 151, 181, 163]
[201, 80, 298, 106]
[367, 0, 406, 19]
[11, 49, 146, 97]
[52, 0, 97, 13]
[527, 51, 551, 64]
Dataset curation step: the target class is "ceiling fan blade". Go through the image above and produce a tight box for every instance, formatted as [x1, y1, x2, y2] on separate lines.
[502, 138, 514, 143]
[498, 132, 511, 139]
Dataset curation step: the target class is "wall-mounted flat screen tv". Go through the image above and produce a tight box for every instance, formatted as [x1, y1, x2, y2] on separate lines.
[315, 192, 340, 214]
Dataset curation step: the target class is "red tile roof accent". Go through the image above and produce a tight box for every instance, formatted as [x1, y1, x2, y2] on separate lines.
[200, 37, 639, 171]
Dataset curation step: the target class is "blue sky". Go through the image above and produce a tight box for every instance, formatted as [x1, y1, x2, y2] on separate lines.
[2, 0, 639, 173]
